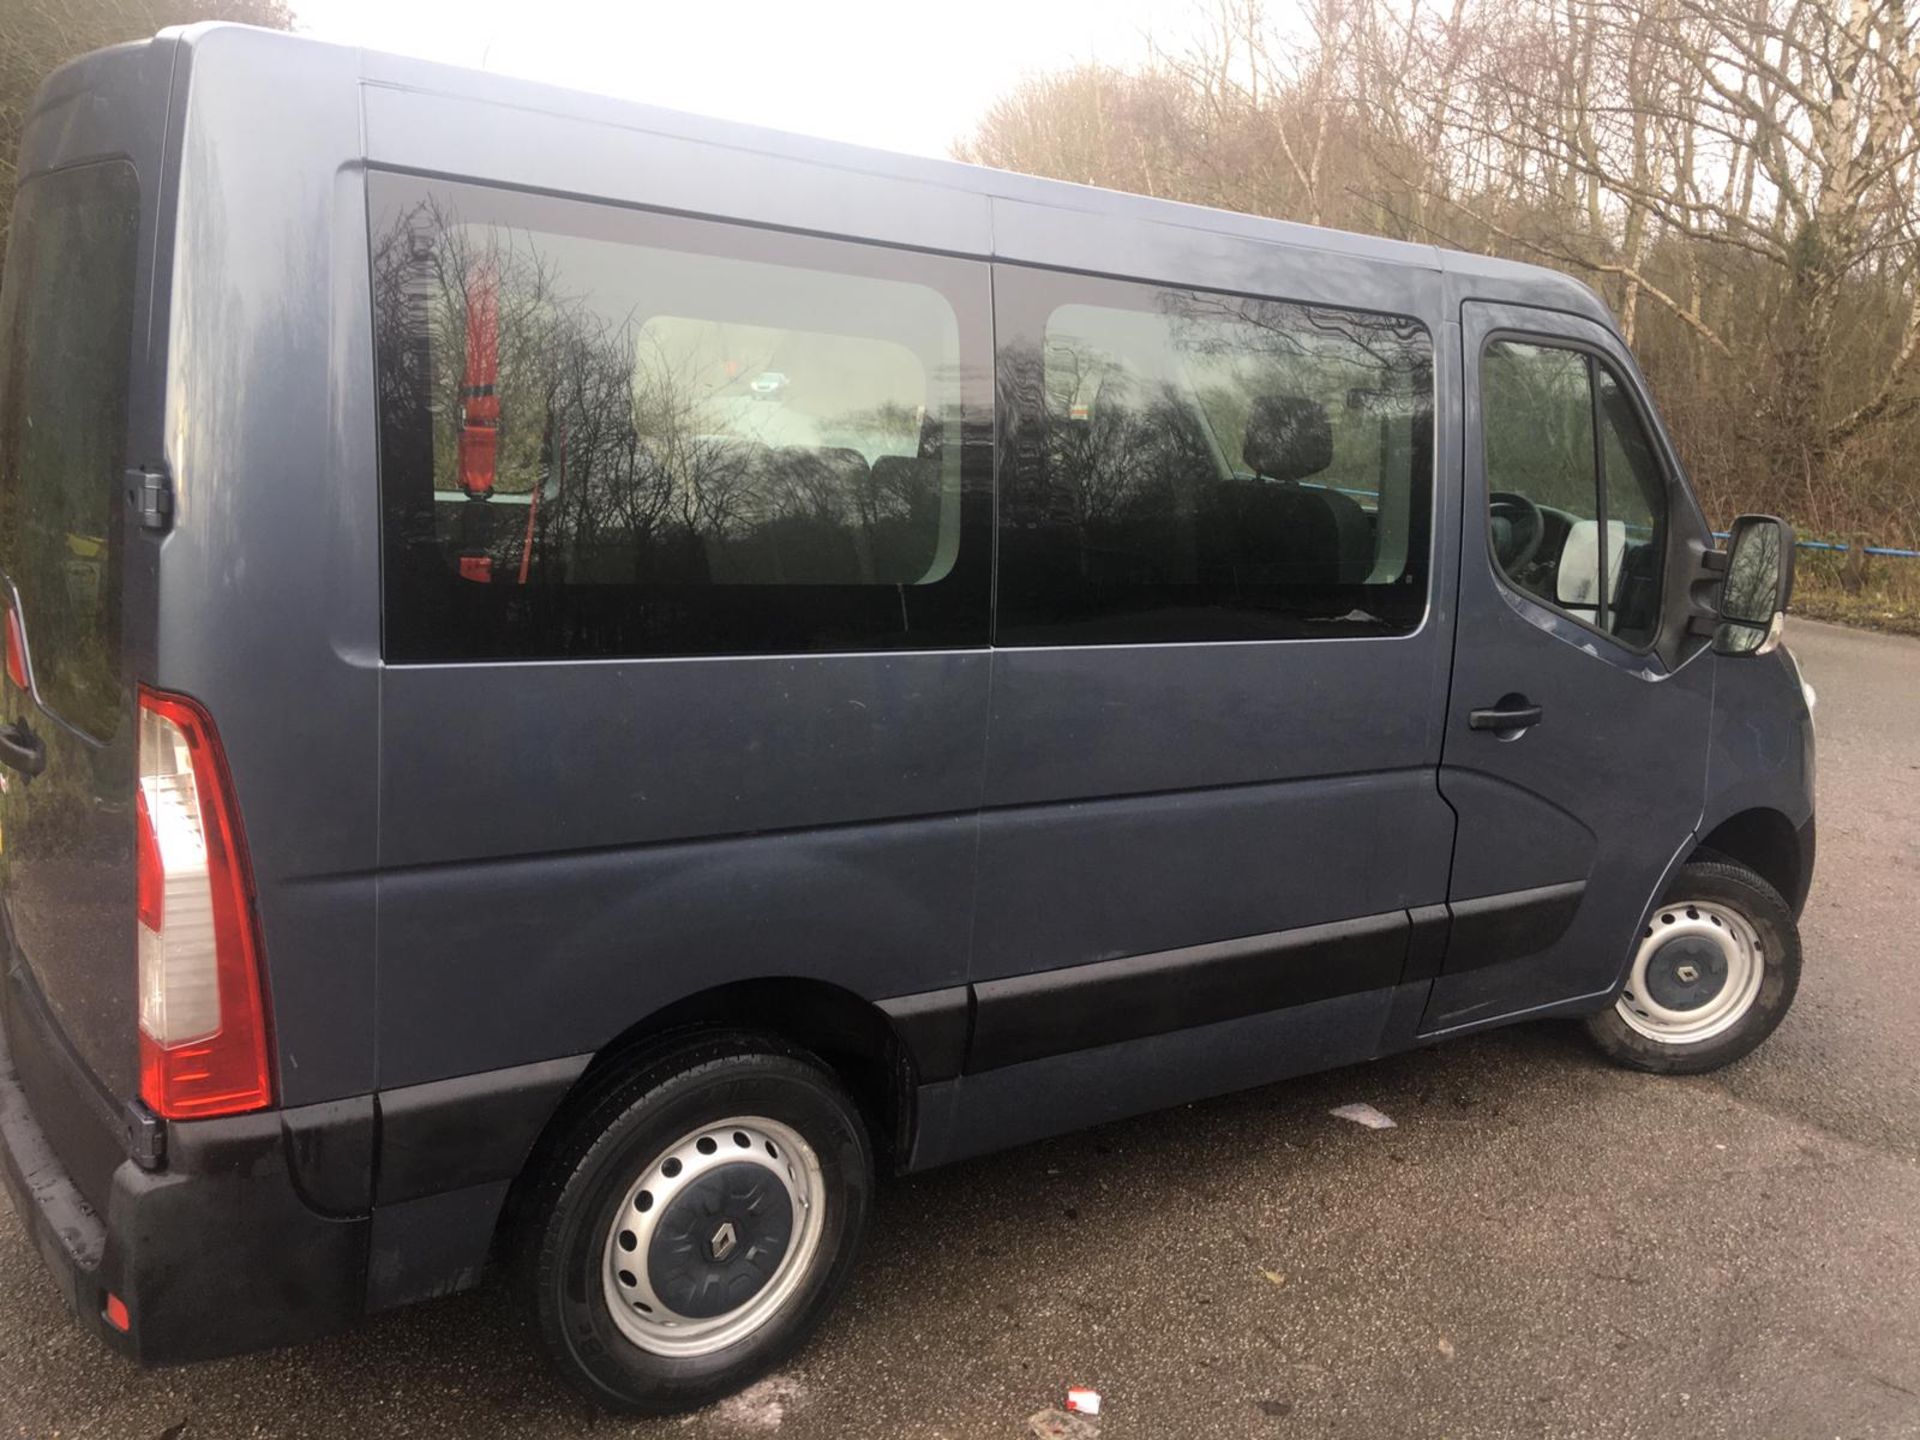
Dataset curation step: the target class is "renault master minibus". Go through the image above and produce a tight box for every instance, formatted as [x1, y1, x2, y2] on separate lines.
[0, 24, 1814, 1413]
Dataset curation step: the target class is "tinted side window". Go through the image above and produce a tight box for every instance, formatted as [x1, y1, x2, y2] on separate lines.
[995, 267, 1433, 645]
[369, 174, 990, 662]
[1481, 339, 1668, 646]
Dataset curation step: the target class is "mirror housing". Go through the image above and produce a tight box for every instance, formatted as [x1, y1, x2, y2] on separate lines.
[1712, 514, 1795, 657]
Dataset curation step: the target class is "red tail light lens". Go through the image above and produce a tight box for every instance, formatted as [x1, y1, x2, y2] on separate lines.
[136, 686, 273, 1119]
[5, 606, 28, 692]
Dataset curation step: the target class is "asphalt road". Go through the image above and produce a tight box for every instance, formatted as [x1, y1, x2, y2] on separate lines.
[3, 617, 1917, 1440]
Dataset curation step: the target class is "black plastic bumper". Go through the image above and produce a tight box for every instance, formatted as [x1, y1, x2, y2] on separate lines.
[0, 972, 371, 1364]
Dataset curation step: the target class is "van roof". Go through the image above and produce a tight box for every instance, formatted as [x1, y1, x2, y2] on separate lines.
[146, 22, 1610, 328]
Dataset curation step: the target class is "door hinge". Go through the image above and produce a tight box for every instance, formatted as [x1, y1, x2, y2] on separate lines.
[127, 467, 173, 532]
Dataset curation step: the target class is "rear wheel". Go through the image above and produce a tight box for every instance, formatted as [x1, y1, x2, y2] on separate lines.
[1585, 859, 1800, 1074]
[518, 1034, 873, 1414]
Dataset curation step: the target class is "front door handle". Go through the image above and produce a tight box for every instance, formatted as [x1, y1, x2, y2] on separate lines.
[0, 718, 46, 778]
[1468, 698, 1543, 733]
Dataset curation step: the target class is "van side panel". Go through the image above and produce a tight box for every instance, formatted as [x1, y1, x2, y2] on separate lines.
[361, 94, 1000, 1092]
[377, 657, 988, 868]
[375, 658, 987, 1088]
[161, 29, 383, 1106]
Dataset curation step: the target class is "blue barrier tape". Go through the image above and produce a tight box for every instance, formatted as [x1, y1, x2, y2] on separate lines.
[1711, 532, 1920, 559]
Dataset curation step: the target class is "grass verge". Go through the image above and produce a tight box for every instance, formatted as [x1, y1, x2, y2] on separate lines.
[1789, 551, 1920, 638]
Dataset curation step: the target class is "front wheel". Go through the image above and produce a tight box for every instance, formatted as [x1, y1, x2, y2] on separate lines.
[517, 1034, 873, 1414]
[1584, 859, 1801, 1074]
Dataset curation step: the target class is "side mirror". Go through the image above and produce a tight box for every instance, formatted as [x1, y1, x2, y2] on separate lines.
[1713, 514, 1795, 656]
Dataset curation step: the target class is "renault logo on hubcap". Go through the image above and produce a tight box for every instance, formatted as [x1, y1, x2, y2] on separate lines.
[1676, 963, 1701, 983]
[708, 1220, 739, 1263]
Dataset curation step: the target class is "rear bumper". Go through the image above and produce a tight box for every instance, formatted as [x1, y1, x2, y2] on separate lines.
[0, 963, 370, 1364]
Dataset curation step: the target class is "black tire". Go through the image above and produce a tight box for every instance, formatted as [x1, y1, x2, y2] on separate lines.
[1585, 858, 1801, 1075]
[516, 1032, 873, 1414]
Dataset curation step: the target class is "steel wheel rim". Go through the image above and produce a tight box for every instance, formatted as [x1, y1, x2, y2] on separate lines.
[601, 1116, 826, 1357]
[1616, 900, 1765, 1044]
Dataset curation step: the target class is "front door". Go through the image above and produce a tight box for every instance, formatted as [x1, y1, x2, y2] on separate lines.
[1423, 301, 1715, 1033]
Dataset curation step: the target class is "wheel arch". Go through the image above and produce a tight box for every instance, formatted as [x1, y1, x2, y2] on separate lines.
[590, 977, 914, 1158]
[493, 977, 925, 1262]
[1691, 807, 1811, 918]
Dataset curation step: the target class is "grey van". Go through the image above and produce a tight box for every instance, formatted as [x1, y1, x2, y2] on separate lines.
[0, 23, 1815, 1414]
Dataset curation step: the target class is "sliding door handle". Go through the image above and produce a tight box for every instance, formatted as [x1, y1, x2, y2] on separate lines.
[1468, 698, 1543, 733]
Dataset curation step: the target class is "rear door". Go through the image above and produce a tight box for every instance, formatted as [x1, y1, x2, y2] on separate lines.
[0, 48, 170, 1102]
[1423, 301, 1714, 1032]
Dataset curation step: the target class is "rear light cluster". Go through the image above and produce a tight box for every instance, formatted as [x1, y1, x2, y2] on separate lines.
[136, 687, 273, 1119]
[5, 604, 28, 691]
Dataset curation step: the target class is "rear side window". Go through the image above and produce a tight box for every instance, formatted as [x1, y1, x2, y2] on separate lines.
[995, 266, 1433, 645]
[0, 161, 140, 739]
[1481, 339, 1669, 647]
[368, 174, 991, 662]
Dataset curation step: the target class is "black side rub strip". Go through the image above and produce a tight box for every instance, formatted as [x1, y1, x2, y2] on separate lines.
[969, 911, 1410, 1073]
[877, 986, 971, 1084]
[1440, 880, 1587, 976]
[376, 1054, 591, 1205]
[1403, 903, 1453, 983]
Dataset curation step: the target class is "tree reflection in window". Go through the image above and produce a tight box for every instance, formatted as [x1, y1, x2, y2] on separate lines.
[996, 270, 1433, 644]
[372, 191, 963, 594]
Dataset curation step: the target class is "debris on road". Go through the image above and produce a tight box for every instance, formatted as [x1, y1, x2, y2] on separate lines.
[1437, 1337, 1457, 1361]
[1260, 1267, 1288, 1287]
[1028, 1407, 1100, 1439]
[1065, 1386, 1102, 1415]
[1330, 1102, 1397, 1130]
[713, 1374, 807, 1431]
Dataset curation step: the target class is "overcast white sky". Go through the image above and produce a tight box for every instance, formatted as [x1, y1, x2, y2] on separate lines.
[291, 0, 1206, 159]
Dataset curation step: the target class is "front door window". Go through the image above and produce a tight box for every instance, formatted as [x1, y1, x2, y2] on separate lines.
[1480, 339, 1670, 647]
